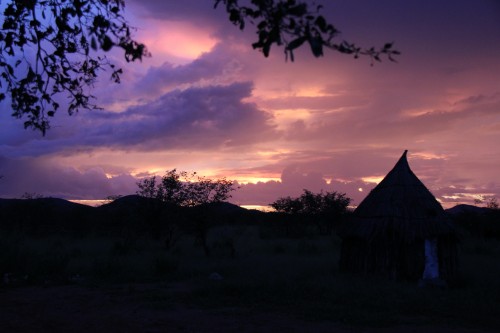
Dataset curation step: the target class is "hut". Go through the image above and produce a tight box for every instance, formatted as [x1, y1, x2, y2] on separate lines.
[339, 150, 458, 282]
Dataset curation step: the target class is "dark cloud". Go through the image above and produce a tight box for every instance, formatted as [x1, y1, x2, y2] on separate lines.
[328, 0, 500, 63]
[129, 0, 226, 27]
[0, 156, 137, 199]
[1, 82, 280, 157]
[136, 43, 244, 96]
[93, 81, 279, 149]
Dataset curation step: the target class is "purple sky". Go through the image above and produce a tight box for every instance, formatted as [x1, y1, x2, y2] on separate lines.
[1, 0, 500, 208]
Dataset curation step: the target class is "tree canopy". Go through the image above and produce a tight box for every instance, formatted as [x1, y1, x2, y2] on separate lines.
[136, 169, 236, 207]
[1, 0, 399, 135]
[271, 189, 352, 235]
[271, 189, 351, 216]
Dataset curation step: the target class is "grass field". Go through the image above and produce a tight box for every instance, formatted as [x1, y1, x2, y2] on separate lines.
[2, 222, 500, 330]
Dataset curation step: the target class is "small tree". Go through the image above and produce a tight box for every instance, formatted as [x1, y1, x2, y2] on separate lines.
[473, 196, 499, 210]
[486, 197, 499, 210]
[20, 192, 45, 199]
[136, 169, 237, 254]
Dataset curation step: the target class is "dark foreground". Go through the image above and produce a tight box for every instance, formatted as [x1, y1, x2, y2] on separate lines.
[0, 283, 495, 333]
[2, 198, 500, 332]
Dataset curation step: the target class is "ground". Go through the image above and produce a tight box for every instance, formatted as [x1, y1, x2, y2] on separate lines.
[0, 283, 495, 333]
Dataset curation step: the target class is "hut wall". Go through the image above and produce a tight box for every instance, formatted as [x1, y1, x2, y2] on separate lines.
[340, 235, 459, 281]
[340, 237, 427, 280]
[437, 235, 459, 281]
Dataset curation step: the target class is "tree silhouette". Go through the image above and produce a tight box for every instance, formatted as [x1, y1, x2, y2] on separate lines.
[271, 189, 351, 234]
[136, 169, 237, 254]
[136, 169, 236, 207]
[0, 0, 149, 134]
[215, 0, 400, 62]
[1, 1, 399, 134]
[271, 189, 351, 215]
[486, 197, 499, 210]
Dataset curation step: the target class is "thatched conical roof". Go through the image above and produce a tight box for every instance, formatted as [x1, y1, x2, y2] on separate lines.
[341, 150, 455, 242]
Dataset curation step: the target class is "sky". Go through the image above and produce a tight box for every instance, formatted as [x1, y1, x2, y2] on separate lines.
[1, 0, 500, 208]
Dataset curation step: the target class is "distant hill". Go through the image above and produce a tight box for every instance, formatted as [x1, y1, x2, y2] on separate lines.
[201, 201, 249, 214]
[0, 197, 92, 210]
[97, 195, 247, 211]
[0, 196, 264, 235]
[0, 197, 96, 234]
[96, 195, 152, 212]
[0, 197, 95, 215]
[8, 197, 497, 239]
[445, 204, 492, 215]
[446, 204, 500, 239]
[96, 195, 251, 217]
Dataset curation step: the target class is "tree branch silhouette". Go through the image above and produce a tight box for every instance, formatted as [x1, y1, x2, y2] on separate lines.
[215, 0, 400, 62]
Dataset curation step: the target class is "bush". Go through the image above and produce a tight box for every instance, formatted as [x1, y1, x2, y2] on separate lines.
[270, 189, 351, 235]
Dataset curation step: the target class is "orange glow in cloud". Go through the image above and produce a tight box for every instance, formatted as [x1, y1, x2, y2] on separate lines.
[208, 167, 283, 184]
[231, 175, 282, 184]
[293, 87, 336, 98]
[55, 147, 288, 185]
[254, 149, 292, 159]
[136, 19, 218, 64]
[273, 108, 312, 127]
[402, 108, 435, 117]
[361, 176, 385, 184]
[133, 164, 283, 185]
[253, 85, 337, 100]
[412, 152, 450, 160]
[402, 91, 475, 118]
